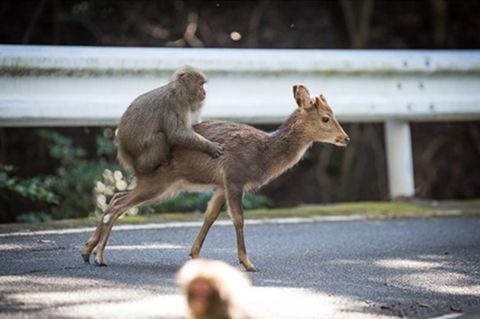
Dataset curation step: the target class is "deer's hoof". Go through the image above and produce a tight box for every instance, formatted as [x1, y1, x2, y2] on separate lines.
[81, 248, 91, 264]
[241, 261, 258, 272]
[246, 265, 258, 272]
[94, 257, 107, 267]
[189, 251, 199, 259]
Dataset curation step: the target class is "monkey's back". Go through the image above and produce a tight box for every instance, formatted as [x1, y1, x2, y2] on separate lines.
[116, 85, 173, 171]
[118, 86, 169, 137]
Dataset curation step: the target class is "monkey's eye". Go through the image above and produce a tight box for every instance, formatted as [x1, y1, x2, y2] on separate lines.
[322, 116, 330, 123]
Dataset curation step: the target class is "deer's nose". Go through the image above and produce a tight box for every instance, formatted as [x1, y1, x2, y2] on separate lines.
[345, 136, 350, 144]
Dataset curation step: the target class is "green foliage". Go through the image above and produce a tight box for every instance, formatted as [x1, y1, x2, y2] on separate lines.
[0, 165, 59, 204]
[36, 129, 119, 219]
[16, 212, 52, 223]
[243, 193, 272, 210]
[0, 165, 59, 223]
[96, 129, 117, 157]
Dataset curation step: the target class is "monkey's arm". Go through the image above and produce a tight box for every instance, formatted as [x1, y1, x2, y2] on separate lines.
[164, 114, 223, 158]
[169, 130, 223, 158]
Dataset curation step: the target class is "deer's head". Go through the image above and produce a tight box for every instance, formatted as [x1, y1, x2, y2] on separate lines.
[293, 84, 350, 147]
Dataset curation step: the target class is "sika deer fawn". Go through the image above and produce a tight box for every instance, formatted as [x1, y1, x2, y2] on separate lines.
[82, 84, 349, 272]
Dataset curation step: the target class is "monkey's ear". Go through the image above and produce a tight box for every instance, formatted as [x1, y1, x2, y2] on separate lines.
[176, 72, 187, 83]
[293, 84, 312, 109]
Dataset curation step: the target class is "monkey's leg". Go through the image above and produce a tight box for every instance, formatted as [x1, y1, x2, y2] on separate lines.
[190, 189, 225, 258]
[134, 132, 170, 174]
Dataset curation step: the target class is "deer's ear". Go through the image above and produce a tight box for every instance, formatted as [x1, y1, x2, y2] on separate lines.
[293, 84, 312, 109]
[319, 94, 328, 105]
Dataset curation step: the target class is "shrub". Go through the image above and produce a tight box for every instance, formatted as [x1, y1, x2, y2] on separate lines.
[36, 130, 117, 219]
[0, 165, 58, 222]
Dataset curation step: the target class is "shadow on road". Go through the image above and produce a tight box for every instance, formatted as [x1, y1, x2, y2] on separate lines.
[0, 217, 479, 318]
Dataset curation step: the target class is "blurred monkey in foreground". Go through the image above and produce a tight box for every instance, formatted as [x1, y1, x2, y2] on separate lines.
[178, 259, 254, 319]
[117, 66, 224, 174]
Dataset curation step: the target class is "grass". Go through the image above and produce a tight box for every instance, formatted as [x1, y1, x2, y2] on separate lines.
[246, 201, 430, 218]
[0, 199, 479, 234]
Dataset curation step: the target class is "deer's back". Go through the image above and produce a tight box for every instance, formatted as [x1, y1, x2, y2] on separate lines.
[161, 121, 269, 188]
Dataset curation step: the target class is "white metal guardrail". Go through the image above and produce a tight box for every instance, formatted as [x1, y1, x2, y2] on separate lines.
[1, 45, 480, 198]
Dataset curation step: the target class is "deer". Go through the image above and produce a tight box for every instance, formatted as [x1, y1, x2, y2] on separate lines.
[81, 84, 350, 272]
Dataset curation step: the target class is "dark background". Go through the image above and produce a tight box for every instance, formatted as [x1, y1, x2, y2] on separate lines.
[2, 0, 480, 49]
[1, 0, 480, 221]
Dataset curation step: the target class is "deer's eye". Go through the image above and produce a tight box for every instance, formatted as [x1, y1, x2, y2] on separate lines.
[322, 116, 330, 123]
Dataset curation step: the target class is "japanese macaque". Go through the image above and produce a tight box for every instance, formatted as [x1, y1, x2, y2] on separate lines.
[116, 66, 224, 174]
[178, 259, 253, 319]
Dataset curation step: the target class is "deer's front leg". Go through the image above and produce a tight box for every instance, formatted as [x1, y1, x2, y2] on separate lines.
[190, 190, 225, 258]
[226, 185, 257, 272]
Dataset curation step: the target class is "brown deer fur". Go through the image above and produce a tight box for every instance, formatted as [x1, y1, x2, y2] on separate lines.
[81, 84, 349, 271]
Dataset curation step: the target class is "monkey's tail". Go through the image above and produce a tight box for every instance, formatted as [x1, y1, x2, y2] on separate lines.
[117, 142, 136, 174]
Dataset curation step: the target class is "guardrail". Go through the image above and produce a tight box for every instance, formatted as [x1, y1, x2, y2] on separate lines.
[1, 45, 480, 199]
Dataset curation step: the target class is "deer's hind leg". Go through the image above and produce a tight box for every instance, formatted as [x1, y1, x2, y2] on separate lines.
[82, 179, 163, 266]
[190, 189, 225, 258]
[82, 190, 130, 263]
[92, 191, 150, 266]
[92, 179, 177, 266]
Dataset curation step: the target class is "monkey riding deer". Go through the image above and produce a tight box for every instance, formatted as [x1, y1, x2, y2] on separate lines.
[116, 66, 224, 174]
[82, 84, 350, 271]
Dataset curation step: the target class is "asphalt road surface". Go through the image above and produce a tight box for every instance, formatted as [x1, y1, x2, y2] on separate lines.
[0, 217, 479, 319]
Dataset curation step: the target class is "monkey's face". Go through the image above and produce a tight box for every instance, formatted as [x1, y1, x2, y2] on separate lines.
[197, 79, 206, 101]
[176, 67, 207, 103]
[187, 277, 220, 316]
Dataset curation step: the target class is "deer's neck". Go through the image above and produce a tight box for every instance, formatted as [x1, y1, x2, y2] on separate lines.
[263, 110, 312, 182]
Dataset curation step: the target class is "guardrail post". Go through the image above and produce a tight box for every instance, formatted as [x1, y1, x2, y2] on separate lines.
[384, 120, 415, 199]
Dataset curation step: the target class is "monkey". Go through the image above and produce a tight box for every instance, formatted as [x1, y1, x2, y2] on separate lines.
[177, 259, 253, 319]
[116, 66, 224, 175]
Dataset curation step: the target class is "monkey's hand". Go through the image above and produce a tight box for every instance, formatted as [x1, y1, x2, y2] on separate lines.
[208, 141, 224, 158]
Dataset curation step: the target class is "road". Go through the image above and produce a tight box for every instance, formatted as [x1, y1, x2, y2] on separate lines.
[0, 217, 479, 319]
